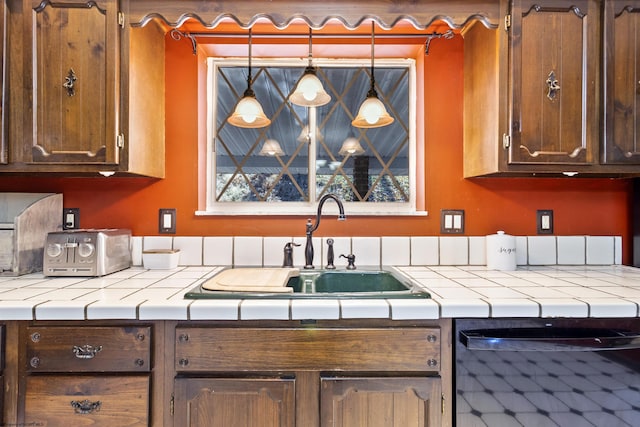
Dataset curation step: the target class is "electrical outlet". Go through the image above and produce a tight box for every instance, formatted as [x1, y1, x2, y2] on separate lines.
[159, 208, 176, 234]
[537, 210, 554, 234]
[63, 208, 80, 230]
[441, 209, 464, 234]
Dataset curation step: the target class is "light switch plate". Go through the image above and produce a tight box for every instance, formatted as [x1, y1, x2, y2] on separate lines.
[537, 209, 553, 234]
[159, 208, 176, 234]
[441, 209, 464, 234]
[63, 208, 80, 230]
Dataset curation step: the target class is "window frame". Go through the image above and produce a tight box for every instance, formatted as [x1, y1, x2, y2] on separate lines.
[199, 57, 422, 216]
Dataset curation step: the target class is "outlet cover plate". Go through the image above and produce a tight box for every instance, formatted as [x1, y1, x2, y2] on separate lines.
[537, 209, 554, 234]
[441, 209, 464, 234]
[159, 208, 176, 234]
[63, 208, 80, 230]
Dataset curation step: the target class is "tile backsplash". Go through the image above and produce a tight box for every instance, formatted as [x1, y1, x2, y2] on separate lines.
[135, 235, 623, 268]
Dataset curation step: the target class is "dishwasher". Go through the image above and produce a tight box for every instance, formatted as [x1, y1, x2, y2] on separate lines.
[455, 318, 640, 427]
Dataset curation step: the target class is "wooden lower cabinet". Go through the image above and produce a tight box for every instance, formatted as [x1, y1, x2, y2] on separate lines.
[174, 377, 295, 427]
[0, 320, 451, 427]
[321, 377, 442, 427]
[173, 375, 441, 427]
[172, 321, 451, 427]
[24, 375, 149, 426]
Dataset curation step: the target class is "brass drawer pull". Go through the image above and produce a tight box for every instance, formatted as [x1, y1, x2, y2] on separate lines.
[70, 399, 102, 414]
[72, 344, 103, 359]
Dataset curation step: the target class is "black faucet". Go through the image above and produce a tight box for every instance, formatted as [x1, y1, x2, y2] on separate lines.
[304, 194, 346, 269]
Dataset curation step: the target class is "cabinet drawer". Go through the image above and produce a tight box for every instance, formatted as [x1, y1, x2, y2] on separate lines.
[175, 327, 441, 372]
[24, 375, 149, 426]
[26, 326, 151, 372]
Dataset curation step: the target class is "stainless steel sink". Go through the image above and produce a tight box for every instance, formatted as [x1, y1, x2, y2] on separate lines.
[184, 268, 430, 299]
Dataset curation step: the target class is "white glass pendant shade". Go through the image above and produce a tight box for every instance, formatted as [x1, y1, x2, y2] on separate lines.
[259, 139, 284, 156]
[339, 137, 365, 156]
[297, 125, 311, 142]
[228, 90, 271, 128]
[351, 94, 394, 128]
[297, 124, 323, 142]
[290, 69, 331, 107]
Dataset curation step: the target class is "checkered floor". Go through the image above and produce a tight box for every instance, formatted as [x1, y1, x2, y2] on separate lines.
[456, 347, 640, 426]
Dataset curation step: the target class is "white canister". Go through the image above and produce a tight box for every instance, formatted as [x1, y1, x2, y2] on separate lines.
[486, 231, 517, 271]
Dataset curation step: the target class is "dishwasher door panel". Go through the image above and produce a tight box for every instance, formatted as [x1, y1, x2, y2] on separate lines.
[455, 318, 640, 427]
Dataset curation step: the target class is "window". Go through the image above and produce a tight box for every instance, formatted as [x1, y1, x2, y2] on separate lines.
[204, 57, 417, 215]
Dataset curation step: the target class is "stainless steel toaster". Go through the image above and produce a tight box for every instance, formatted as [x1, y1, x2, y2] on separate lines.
[43, 229, 131, 276]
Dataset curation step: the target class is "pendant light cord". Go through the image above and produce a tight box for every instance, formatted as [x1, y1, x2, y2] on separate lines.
[245, 29, 255, 96]
[368, 21, 378, 98]
[305, 27, 315, 72]
[308, 28, 313, 67]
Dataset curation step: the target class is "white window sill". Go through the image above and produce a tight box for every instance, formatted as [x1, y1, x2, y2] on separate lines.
[195, 209, 428, 217]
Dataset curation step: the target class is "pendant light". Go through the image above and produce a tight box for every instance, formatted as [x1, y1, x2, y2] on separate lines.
[339, 136, 365, 156]
[258, 139, 284, 156]
[290, 28, 331, 107]
[352, 22, 394, 128]
[228, 29, 271, 128]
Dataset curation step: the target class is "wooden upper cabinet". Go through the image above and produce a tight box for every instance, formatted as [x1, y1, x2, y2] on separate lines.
[509, 0, 599, 166]
[2, 0, 164, 177]
[603, 0, 640, 164]
[463, 0, 617, 177]
[31, 0, 119, 165]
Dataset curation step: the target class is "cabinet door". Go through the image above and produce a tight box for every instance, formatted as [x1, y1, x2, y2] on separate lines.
[509, 0, 599, 165]
[0, 0, 5, 165]
[174, 377, 295, 427]
[30, 0, 119, 165]
[320, 377, 442, 427]
[603, 0, 640, 163]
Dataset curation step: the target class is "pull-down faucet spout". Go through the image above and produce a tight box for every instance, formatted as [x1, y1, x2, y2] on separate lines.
[304, 194, 346, 269]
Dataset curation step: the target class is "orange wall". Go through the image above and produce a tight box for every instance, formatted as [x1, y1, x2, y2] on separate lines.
[0, 33, 633, 262]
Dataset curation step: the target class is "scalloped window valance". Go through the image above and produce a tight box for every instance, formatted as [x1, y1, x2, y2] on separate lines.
[128, 0, 500, 30]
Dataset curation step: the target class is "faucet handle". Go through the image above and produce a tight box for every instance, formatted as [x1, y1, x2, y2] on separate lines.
[340, 253, 356, 270]
[283, 242, 301, 268]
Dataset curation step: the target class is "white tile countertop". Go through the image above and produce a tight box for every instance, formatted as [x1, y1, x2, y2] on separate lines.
[0, 265, 639, 321]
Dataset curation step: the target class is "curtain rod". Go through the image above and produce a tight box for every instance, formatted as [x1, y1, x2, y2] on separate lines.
[170, 29, 454, 55]
[175, 30, 454, 40]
